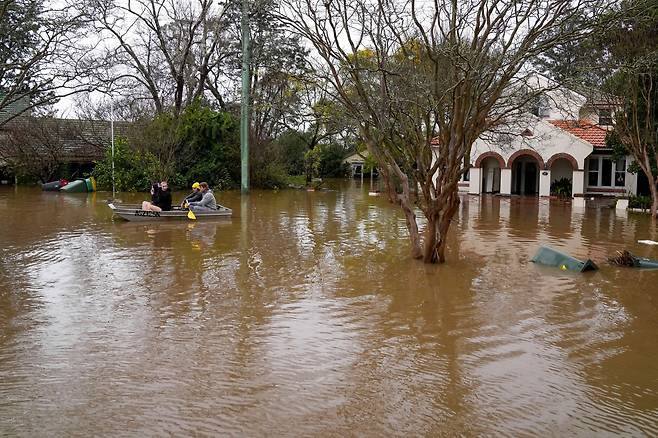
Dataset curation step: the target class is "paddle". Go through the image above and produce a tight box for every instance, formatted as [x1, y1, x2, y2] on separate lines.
[183, 199, 196, 221]
[182, 200, 197, 220]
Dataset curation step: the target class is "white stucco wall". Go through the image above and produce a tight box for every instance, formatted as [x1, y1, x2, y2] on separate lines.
[625, 155, 638, 195]
[480, 156, 501, 192]
[543, 88, 586, 120]
[472, 118, 593, 171]
[551, 159, 573, 182]
[525, 74, 587, 121]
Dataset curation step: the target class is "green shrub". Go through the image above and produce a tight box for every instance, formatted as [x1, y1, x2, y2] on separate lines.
[273, 130, 308, 175]
[629, 195, 652, 209]
[92, 137, 159, 192]
[304, 143, 349, 179]
[174, 104, 241, 188]
[550, 177, 572, 197]
[251, 162, 291, 189]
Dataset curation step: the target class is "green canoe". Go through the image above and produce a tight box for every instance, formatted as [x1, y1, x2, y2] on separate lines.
[531, 246, 598, 272]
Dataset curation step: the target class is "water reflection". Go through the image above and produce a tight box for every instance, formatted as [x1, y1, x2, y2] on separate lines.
[0, 183, 657, 435]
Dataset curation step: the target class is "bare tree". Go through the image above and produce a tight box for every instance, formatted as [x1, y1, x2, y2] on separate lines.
[85, 0, 233, 115]
[0, 0, 93, 126]
[241, 0, 311, 144]
[282, 0, 606, 263]
[278, 77, 356, 182]
[0, 116, 84, 182]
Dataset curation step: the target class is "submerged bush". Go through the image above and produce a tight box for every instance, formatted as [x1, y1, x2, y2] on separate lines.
[629, 195, 652, 209]
[92, 137, 159, 192]
[133, 103, 241, 189]
[550, 177, 572, 197]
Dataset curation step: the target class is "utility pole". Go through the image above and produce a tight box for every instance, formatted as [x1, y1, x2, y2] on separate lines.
[110, 97, 115, 199]
[240, 0, 250, 194]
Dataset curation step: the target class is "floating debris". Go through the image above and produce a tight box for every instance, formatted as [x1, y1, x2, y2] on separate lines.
[608, 250, 658, 269]
[531, 246, 598, 272]
[608, 250, 637, 267]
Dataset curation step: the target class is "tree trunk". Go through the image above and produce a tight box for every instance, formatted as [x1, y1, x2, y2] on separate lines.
[376, 161, 422, 259]
[422, 188, 461, 264]
[650, 176, 658, 219]
[402, 201, 423, 259]
[436, 193, 461, 263]
[422, 212, 438, 263]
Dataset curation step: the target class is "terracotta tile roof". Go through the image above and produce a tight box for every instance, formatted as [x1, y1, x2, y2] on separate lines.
[549, 120, 608, 148]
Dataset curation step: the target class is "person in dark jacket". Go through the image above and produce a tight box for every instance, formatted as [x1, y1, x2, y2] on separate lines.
[181, 182, 203, 207]
[142, 181, 172, 212]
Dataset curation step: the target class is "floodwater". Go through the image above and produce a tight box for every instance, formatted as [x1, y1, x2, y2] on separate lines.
[1, 181, 658, 436]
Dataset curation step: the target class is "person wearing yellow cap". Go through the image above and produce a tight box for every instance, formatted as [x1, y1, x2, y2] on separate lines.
[180, 182, 203, 208]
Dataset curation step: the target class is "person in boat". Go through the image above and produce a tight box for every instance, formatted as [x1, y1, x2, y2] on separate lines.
[142, 181, 172, 212]
[181, 182, 203, 208]
[188, 182, 217, 212]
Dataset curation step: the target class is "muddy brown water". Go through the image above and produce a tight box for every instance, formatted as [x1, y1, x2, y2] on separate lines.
[1, 181, 658, 436]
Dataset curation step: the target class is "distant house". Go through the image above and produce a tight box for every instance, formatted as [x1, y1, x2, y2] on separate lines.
[343, 150, 370, 178]
[0, 117, 131, 163]
[442, 76, 634, 206]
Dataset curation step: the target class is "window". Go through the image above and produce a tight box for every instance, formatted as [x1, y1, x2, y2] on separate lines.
[599, 108, 613, 125]
[463, 168, 470, 182]
[601, 158, 612, 186]
[531, 95, 551, 118]
[587, 156, 626, 188]
[588, 158, 599, 187]
[615, 159, 626, 187]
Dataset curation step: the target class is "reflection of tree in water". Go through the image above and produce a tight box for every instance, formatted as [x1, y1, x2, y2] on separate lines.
[328, 260, 481, 434]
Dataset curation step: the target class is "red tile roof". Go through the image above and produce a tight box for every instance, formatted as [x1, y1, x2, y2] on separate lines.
[549, 120, 608, 148]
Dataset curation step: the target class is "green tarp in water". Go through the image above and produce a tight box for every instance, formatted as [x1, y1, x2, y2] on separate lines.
[531, 246, 598, 272]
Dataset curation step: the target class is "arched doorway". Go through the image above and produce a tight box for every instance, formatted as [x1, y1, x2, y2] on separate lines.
[547, 154, 578, 197]
[481, 156, 501, 193]
[474, 152, 505, 194]
[508, 150, 544, 196]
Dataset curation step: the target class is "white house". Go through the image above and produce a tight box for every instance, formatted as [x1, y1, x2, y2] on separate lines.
[343, 150, 381, 180]
[448, 79, 637, 207]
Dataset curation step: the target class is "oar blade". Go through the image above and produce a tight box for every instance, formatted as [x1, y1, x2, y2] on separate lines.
[187, 209, 197, 220]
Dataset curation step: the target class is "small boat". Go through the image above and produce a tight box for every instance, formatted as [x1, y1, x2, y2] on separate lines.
[60, 177, 97, 193]
[108, 203, 232, 221]
[531, 245, 598, 272]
